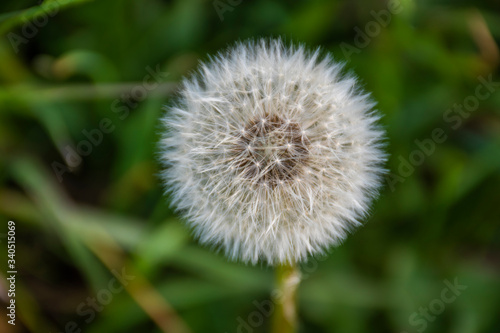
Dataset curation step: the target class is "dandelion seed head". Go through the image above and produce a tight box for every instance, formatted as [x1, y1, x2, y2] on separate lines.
[159, 38, 386, 265]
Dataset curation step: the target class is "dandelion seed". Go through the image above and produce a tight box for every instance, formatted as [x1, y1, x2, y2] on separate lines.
[159, 38, 386, 265]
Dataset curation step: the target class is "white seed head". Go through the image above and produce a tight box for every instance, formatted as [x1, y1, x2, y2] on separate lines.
[159, 39, 386, 265]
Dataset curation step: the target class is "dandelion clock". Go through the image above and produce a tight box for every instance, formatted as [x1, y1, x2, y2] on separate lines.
[159, 38, 386, 332]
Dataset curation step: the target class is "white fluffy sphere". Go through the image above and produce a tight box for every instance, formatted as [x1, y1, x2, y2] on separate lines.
[159, 39, 386, 265]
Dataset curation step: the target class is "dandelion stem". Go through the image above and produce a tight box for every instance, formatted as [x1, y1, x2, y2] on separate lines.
[272, 263, 300, 333]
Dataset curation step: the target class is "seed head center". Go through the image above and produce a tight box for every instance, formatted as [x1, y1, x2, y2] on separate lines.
[233, 114, 309, 185]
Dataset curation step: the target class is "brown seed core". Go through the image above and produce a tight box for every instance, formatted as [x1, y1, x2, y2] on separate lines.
[232, 114, 309, 186]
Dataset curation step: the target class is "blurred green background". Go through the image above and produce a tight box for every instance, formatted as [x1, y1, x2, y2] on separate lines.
[0, 0, 499, 332]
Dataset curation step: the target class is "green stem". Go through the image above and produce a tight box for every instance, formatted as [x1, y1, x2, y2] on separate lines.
[272, 263, 300, 333]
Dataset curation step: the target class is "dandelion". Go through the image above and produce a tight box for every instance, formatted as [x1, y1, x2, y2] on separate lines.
[159, 39, 386, 266]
